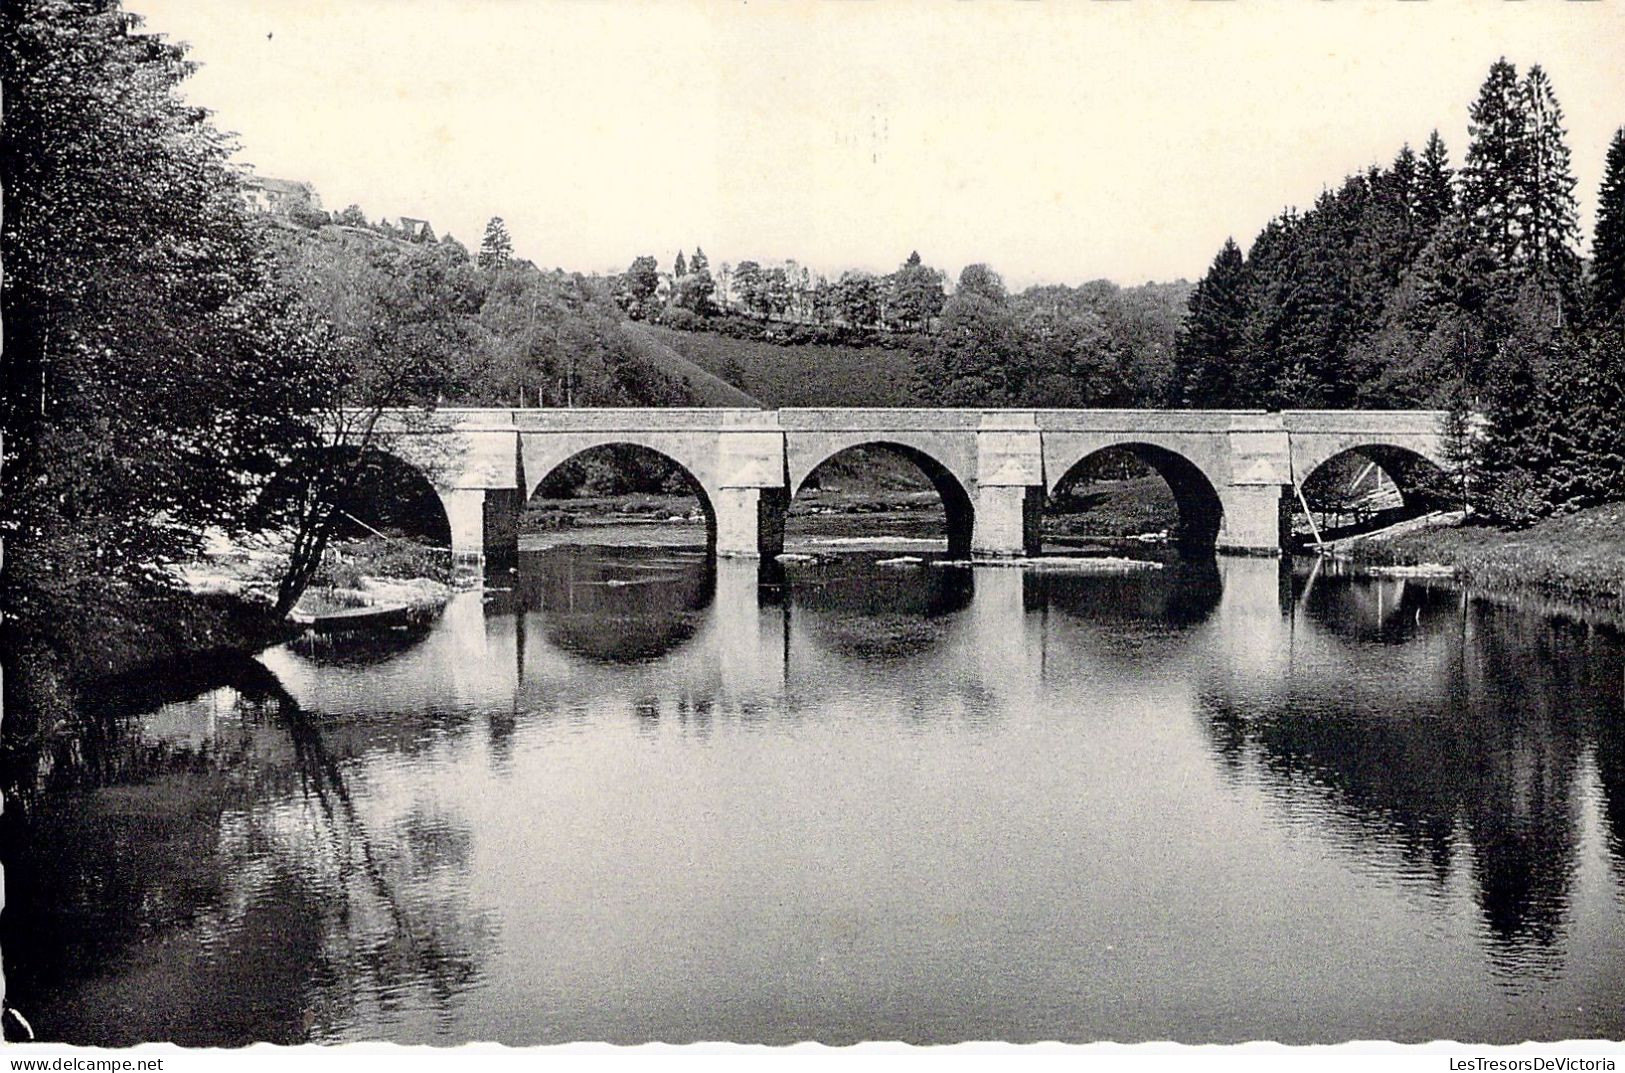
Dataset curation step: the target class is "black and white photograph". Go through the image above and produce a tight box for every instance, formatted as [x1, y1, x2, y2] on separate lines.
[4, 0, 1625, 1061]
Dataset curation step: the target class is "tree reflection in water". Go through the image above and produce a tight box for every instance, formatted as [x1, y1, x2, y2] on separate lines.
[494, 545, 716, 664]
[8, 551, 1625, 1044]
[1201, 566, 1625, 981]
[1025, 555, 1223, 630]
[785, 554, 974, 662]
[0, 659, 492, 1045]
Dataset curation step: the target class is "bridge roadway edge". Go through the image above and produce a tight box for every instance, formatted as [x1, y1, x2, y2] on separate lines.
[363, 408, 1449, 564]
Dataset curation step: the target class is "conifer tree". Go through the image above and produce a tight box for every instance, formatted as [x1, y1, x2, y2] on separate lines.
[673, 249, 688, 278]
[1234, 213, 1314, 407]
[1461, 59, 1526, 267]
[1518, 65, 1581, 287]
[1545, 324, 1625, 508]
[1415, 130, 1456, 242]
[478, 216, 513, 269]
[1591, 127, 1625, 320]
[1172, 238, 1248, 406]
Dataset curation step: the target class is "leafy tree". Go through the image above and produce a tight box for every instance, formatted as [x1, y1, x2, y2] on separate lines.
[0, 0, 331, 643]
[1010, 286, 1113, 406]
[337, 203, 369, 227]
[1590, 127, 1625, 320]
[913, 264, 1016, 405]
[670, 268, 716, 317]
[478, 215, 513, 269]
[732, 260, 765, 317]
[763, 266, 792, 320]
[782, 260, 813, 322]
[834, 270, 881, 329]
[616, 255, 660, 320]
[715, 262, 734, 310]
[439, 232, 471, 264]
[885, 251, 947, 332]
[259, 234, 489, 614]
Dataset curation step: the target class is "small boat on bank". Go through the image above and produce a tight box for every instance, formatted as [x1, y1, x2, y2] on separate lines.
[289, 601, 424, 633]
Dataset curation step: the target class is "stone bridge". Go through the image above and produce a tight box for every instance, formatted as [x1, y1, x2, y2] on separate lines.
[363, 407, 1451, 562]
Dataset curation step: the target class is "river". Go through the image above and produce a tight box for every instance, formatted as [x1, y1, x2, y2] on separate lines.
[4, 541, 1624, 1045]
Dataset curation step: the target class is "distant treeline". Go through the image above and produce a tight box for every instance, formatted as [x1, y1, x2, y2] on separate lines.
[607, 247, 1193, 409]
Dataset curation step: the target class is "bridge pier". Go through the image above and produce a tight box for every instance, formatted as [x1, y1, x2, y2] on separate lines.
[714, 486, 788, 558]
[972, 484, 1043, 557]
[974, 413, 1044, 558]
[437, 487, 487, 564]
[1216, 484, 1290, 555]
[482, 487, 522, 569]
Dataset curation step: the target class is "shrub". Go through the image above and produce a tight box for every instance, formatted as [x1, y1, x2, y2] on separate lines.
[310, 536, 454, 587]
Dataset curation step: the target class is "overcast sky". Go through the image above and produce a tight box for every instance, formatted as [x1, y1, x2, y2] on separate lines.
[135, 0, 1625, 289]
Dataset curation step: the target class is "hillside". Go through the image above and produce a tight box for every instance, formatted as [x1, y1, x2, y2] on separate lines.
[618, 324, 762, 408]
[642, 325, 921, 408]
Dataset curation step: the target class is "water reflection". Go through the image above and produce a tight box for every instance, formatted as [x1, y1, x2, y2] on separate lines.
[490, 545, 716, 664]
[6, 549, 1625, 1044]
[1029, 556, 1223, 629]
[1201, 562, 1623, 982]
[2, 662, 494, 1045]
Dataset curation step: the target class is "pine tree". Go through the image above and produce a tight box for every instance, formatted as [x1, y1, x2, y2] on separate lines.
[1440, 378, 1479, 509]
[673, 249, 688, 278]
[1415, 130, 1456, 243]
[1545, 325, 1625, 508]
[1234, 213, 1315, 407]
[1591, 127, 1625, 320]
[1461, 59, 1526, 267]
[1518, 65, 1581, 288]
[478, 216, 513, 269]
[1172, 238, 1248, 406]
[690, 247, 709, 274]
[1474, 339, 1549, 526]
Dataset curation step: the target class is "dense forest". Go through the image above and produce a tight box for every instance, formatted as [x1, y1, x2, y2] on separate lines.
[1173, 61, 1625, 524]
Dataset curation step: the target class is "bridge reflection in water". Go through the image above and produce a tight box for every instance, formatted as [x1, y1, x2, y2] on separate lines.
[7, 550, 1625, 1045]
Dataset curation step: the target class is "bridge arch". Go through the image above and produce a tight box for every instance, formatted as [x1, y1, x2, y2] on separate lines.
[1045, 441, 1226, 551]
[257, 442, 455, 548]
[786, 440, 977, 558]
[521, 439, 719, 548]
[1295, 443, 1457, 520]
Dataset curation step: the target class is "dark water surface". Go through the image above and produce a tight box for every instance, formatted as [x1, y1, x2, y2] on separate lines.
[5, 548, 1625, 1045]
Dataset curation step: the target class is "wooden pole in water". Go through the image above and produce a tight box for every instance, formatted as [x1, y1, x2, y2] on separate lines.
[1290, 455, 1326, 553]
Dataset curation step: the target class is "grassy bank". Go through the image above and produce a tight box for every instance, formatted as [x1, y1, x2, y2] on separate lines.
[642, 325, 919, 407]
[1342, 503, 1625, 615]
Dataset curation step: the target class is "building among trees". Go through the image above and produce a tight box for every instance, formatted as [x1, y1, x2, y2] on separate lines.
[242, 175, 323, 218]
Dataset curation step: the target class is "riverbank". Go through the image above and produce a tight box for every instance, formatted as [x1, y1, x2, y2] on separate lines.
[1339, 503, 1625, 617]
[2, 579, 298, 760]
[3, 534, 459, 754]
